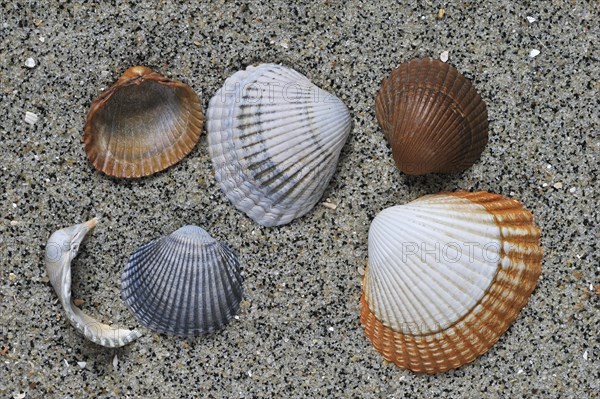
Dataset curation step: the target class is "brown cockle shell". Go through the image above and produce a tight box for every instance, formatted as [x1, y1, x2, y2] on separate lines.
[375, 58, 488, 175]
[83, 66, 203, 178]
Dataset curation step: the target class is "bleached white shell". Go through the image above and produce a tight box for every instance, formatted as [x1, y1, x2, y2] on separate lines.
[366, 194, 501, 334]
[44, 218, 142, 348]
[121, 225, 243, 337]
[207, 63, 351, 227]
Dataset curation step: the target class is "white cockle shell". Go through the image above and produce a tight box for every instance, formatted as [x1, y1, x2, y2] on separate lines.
[360, 192, 542, 373]
[45, 218, 142, 348]
[207, 63, 351, 227]
[121, 225, 243, 337]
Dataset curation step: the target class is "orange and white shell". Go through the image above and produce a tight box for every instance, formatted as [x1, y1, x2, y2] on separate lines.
[360, 192, 542, 373]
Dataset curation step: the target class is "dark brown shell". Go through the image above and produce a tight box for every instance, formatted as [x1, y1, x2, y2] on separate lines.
[375, 58, 488, 175]
[83, 66, 203, 178]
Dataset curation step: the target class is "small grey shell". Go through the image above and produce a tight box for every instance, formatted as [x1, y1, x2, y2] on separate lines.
[121, 225, 243, 337]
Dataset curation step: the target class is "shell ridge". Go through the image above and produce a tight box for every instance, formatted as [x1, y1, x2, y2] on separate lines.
[369, 225, 437, 333]
[135, 235, 187, 333]
[170, 237, 196, 335]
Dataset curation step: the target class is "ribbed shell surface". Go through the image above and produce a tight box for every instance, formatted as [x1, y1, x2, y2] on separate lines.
[121, 225, 243, 337]
[207, 64, 351, 227]
[84, 66, 203, 178]
[375, 58, 488, 175]
[360, 192, 542, 373]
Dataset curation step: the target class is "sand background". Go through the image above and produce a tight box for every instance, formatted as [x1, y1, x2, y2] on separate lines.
[1, 1, 598, 398]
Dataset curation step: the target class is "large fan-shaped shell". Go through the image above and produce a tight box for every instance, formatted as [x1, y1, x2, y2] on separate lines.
[375, 58, 488, 175]
[360, 192, 542, 373]
[121, 225, 243, 336]
[84, 66, 203, 178]
[207, 64, 351, 227]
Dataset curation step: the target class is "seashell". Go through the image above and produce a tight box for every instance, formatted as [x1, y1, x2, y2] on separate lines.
[45, 218, 142, 347]
[121, 225, 243, 336]
[207, 63, 351, 227]
[83, 66, 203, 178]
[360, 192, 542, 373]
[375, 58, 488, 175]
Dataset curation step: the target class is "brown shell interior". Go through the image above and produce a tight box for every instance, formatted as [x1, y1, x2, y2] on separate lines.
[375, 58, 488, 175]
[360, 192, 542, 373]
[83, 66, 203, 178]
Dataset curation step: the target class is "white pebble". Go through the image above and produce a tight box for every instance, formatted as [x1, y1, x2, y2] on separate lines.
[112, 354, 118, 370]
[328, 326, 334, 332]
[440, 50, 449, 63]
[39, 36, 45, 42]
[24, 111, 39, 126]
[77, 361, 87, 369]
[25, 58, 36, 68]
[542, 183, 548, 187]
[583, 350, 588, 360]
[517, 369, 524, 374]
[569, 187, 576, 193]
[280, 42, 289, 49]
[553, 182, 563, 189]
[529, 49, 540, 58]
[526, 16, 537, 23]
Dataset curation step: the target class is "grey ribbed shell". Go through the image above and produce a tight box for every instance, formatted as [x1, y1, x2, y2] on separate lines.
[121, 225, 243, 336]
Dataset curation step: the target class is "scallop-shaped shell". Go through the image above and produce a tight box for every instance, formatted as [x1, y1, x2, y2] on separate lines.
[375, 58, 488, 175]
[207, 64, 351, 227]
[84, 66, 203, 178]
[360, 192, 542, 373]
[121, 225, 243, 336]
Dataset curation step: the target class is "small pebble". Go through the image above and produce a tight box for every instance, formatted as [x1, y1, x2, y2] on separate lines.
[280, 42, 289, 49]
[553, 182, 563, 189]
[77, 361, 87, 369]
[8, 273, 16, 281]
[529, 49, 540, 58]
[583, 351, 588, 360]
[526, 16, 536, 23]
[440, 50, 449, 62]
[112, 354, 118, 370]
[39, 36, 45, 42]
[322, 201, 337, 210]
[569, 187, 576, 193]
[24, 111, 39, 126]
[25, 58, 36, 68]
[437, 8, 445, 19]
